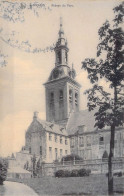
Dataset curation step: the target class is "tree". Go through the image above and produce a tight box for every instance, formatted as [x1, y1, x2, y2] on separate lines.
[31, 154, 37, 177]
[36, 158, 41, 176]
[0, 159, 8, 185]
[82, 2, 124, 194]
[24, 161, 29, 170]
[61, 154, 83, 162]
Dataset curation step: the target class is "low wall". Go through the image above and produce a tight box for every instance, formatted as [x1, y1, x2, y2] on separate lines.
[41, 158, 124, 176]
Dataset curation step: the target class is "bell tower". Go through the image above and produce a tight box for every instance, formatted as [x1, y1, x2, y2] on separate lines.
[54, 17, 69, 67]
[44, 18, 81, 126]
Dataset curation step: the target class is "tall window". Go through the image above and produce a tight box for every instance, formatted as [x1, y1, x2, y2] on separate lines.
[49, 133, 52, 141]
[79, 150, 84, 158]
[29, 147, 31, 154]
[60, 136, 63, 144]
[59, 90, 63, 101]
[99, 136, 104, 145]
[79, 136, 84, 147]
[55, 148, 58, 160]
[86, 136, 91, 146]
[69, 89, 73, 102]
[71, 137, 75, 147]
[50, 92, 54, 103]
[49, 147, 52, 159]
[65, 52, 68, 63]
[75, 92, 78, 106]
[57, 51, 61, 64]
[65, 150, 67, 155]
[54, 134, 58, 142]
[60, 149, 63, 158]
[65, 137, 68, 145]
[40, 146, 42, 155]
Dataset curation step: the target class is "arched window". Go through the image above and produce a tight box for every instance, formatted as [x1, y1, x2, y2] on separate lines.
[65, 52, 68, 63]
[69, 89, 72, 102]
[57, 51, 61, 64]
[75, 92, 78, 105]
[50, 92, 54, 103]
[59, 90, 63, 101]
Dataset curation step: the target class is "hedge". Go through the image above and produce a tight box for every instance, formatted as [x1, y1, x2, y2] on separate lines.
[55, 168, 91, 178]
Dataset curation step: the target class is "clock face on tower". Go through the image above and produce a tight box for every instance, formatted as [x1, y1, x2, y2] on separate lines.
[53, 69, 59, 79]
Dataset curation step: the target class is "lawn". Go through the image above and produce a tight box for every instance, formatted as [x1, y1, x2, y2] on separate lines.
[16, 174, 124, 196]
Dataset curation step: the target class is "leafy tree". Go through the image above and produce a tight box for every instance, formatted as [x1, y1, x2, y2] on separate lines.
[82, 2, 124, 194]
[0, 159, 8, 185]
[61, 154, 83, 162]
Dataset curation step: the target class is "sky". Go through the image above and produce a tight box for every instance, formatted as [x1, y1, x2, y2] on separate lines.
[0, 0, 121, 157]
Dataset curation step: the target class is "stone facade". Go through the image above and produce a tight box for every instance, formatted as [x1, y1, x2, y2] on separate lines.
[44, 19, 81, 126]
[24, 112, 70, 163]
[69, 127, 124, 160]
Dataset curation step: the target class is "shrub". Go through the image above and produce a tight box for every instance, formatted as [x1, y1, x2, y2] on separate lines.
[106, 172, 123, 177]
[71, 169, 79, 177]
[78, 168, 91, 177]
[55, 170, 65, 178]
[86, 169, 91, 176]
[64, 170, 71, 177]
[0, 159, 8, 185]
[55, 168, 91, 178]
[78, 168, 86, 177]
[114, 172, 122, 177]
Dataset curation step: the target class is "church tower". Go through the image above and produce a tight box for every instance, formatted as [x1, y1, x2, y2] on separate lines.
[44, 19, 81, 126]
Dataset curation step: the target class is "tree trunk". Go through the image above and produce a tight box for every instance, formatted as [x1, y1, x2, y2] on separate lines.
[108, 86, 117, 195]
[108, 123, 115, 195]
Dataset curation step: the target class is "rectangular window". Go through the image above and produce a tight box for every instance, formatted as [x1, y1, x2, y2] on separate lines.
[69, 89, 73, 103]
[40, 146, 42, 155]
[99, 136, 104, 145]
[50, 92, 54, 103]
[65, 137, 68, 145]
[60, 136, 63, 144]
[87, 136, 91, 146]
[54, 134, 58, 142]
[49, 147, 52, 159]
[79, 136, 84, 147]
[60, 149, 63, 158]
[29, 147, 31, 154]
[55, 148, 58, 160]
[49, 133, 52, 141]
[65, 150, 67, 155]
[75, 92, 78, 106]
[114, 140, 117, 148]
[79, 150, 84, 158]
[71, 137, 75, 147]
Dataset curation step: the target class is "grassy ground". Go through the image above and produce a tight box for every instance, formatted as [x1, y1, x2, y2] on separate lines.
[7, 174, 124, 196]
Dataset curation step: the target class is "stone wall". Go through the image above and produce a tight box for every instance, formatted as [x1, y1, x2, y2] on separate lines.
[41, 158, 124, 176]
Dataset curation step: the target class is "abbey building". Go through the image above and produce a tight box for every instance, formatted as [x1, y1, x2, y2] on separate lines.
[13, 20, 124, 168]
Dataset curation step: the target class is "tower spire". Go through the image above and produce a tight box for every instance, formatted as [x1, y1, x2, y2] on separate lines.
[59, 17, 64, 38]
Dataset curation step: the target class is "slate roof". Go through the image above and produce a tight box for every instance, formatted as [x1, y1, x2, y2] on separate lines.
[66, 109, 98, 135]
[66, 109, 124, 136]
[27, 118, 68, 136]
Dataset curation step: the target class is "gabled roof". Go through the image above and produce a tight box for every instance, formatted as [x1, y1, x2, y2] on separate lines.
[26, 118, 68, 136]
[66, 109, 124, 136]
[66, 109, 98, 135]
